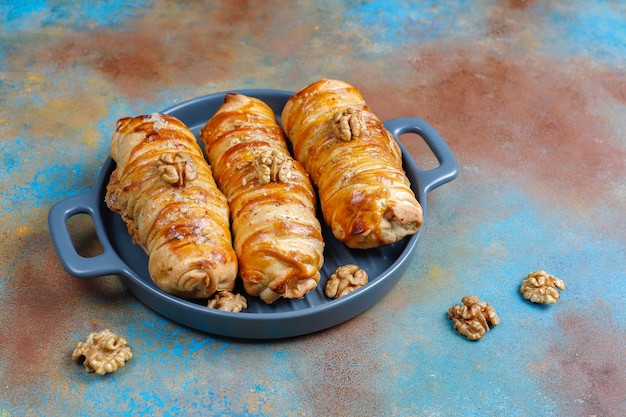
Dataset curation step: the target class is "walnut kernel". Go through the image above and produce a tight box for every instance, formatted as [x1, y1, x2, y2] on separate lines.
[252, 149, 293, 184]
[325, 264, 368, 299]
[332, 108, 363, 141]
[157, 151, 197, 187]
[448, 296, 500, 341]
[72, 329, 133, 375]
[520, 270, 565, 304]
[207, 291, 248, 312]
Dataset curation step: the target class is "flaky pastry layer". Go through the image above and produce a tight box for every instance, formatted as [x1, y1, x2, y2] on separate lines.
[200, 93, 324, 304]
[281, 79, 423, 248]
[105, 113, 237, 298]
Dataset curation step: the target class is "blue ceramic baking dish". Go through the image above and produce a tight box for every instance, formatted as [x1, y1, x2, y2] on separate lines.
[48, 89, 458, 339]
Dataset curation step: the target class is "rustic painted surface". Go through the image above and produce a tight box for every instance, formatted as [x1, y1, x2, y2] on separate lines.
[1, 1, 625, 416]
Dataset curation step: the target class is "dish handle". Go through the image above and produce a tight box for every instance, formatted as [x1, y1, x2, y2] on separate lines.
[48, 190, 128, 278]
[385, 117, 459, 194]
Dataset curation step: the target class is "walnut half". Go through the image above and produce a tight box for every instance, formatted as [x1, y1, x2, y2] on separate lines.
[252, 149, 293, 185]
[157, 151, 197, 187]
[448, 296, 500, 341]
[325, 264, 368, 299]
[207, 291, 248, 312]
[520, 270, 565, 304]
[72, 329, 133, 375]
[332, 108, 364, 141]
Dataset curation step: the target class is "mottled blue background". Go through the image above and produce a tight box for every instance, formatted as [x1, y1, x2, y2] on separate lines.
[1, 1, 625, 416]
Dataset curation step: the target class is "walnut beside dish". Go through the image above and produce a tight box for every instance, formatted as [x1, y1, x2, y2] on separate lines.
[448, 296, 500, 341]
[105, 113, 238, 299]
[520, 270, 565, 304]
[72, 329, 132, 375]
[200, 93, 325, 304]
[281, 79, 424, 249]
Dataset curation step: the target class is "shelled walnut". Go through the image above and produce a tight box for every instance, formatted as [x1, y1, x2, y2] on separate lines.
[520, 270, 565, 304]
[156, 151, 197, 187]
[325, 264, 368, 299]
[207, 291, 248, 312]
[253, 149, 293, 184]
[448, 296, 500, 341]
[72, 329, 133, 375]
[332, 108, 363, 141]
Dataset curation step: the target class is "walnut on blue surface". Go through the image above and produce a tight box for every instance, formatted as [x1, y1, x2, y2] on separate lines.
[448, 295, 500, 341]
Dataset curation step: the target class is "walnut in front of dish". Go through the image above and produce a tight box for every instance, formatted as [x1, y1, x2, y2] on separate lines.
[207, 291, 248, 312]
[72, 329, 133, 375]
[448, 296, 500, 341]
[325, 264, 368, 299]
[520, 270, 565, 304]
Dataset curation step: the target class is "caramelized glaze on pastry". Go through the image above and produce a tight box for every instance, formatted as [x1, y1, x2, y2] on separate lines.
[105, 113, 237, 298]
[200, 93, 324, 304]
[281, 79, 423, 248]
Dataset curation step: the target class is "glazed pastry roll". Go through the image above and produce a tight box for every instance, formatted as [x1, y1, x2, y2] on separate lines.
[281, 79, 423, 249]
[200, 93, 324, 304]
[105, 113, 238, 299]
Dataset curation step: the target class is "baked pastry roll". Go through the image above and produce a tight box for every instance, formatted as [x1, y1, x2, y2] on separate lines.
[200, 93, 324, 304]
[105, 113, 237, 299]
[281, 79, 423, 249]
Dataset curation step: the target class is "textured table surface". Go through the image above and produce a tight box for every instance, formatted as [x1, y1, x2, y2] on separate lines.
[1, 1, 625, 416]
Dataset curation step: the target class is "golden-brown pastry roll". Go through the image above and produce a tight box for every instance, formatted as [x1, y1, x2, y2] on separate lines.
[200, 93, 324, 304]
[105, 113, 237, 299]
[281, 79, 423, 249]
